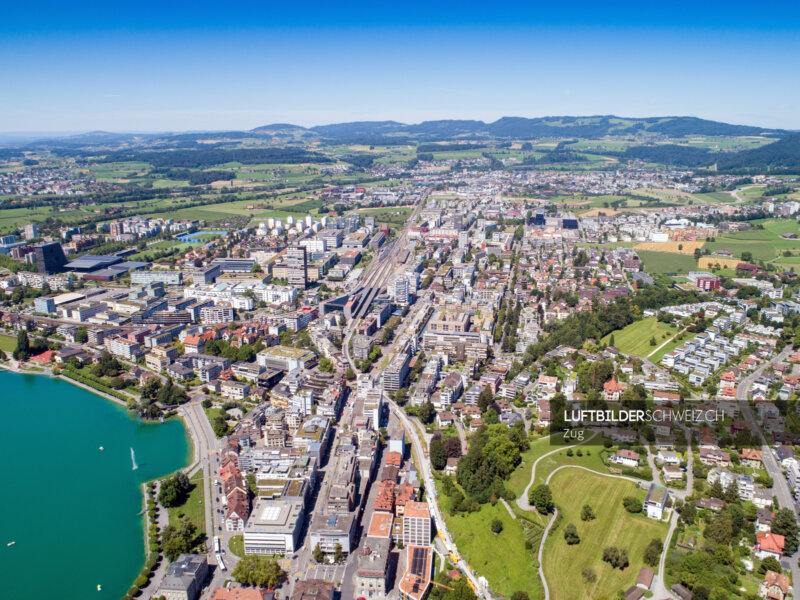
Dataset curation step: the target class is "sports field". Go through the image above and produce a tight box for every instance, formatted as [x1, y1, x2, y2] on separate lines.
[542, 469, 668, 600]
[601, 317, 682, 358]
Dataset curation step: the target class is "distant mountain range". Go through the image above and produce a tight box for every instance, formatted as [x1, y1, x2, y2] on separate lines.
[5, 115, 799, 172]
[251, 115, 788, 141]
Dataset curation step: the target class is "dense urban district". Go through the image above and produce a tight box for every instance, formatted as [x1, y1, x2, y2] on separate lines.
[5, 115, 800, 600]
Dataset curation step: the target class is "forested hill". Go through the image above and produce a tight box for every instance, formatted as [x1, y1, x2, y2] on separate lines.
[251, 115, 786, 141]
[615, 132, 800, 172]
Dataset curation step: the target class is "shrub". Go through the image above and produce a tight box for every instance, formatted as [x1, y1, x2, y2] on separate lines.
[491, 519, 503, 534]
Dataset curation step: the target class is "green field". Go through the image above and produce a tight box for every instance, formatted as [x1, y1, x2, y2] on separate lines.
[436, 481, 544, 599]
[601, 317, 682, 358]
[543, 469, 668, 600]
[0, 334, 17, 353]
[636, 250, 697, 274]
[704, 218, 800, 262]
[167, 469, 206, 538]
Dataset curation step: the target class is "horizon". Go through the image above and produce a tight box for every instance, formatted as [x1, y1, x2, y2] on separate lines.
[0, 112, 796, 139]
[3, 0, 800, 131]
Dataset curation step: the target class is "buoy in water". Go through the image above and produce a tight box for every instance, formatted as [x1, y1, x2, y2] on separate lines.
[97, 585, 102, 591]
[99, 446, 104, 451]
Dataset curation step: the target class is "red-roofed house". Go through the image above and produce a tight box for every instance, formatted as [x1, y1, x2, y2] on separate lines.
[756, 531, 785, 560]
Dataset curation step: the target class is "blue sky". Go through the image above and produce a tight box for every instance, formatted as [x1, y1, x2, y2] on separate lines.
[2, 1, 800, 132]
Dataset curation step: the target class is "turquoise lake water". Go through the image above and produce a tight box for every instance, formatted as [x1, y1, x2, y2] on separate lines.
[1, 371, 190, 599]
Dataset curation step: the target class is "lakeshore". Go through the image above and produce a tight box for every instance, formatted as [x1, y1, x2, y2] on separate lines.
[0, 370, 190, 600]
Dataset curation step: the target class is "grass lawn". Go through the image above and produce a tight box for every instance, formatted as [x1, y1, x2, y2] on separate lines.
[636, 250, 697, 274]
[533, 447, 611, 487]
[601, 317, 681, 358]
[167, 469, 206, 538]
[507, 436, 556, 498]
[229, 534, 244, 557]
[0, 334, 17, 353]
[650, 331, 697, 364]
[436, 480, 544, 599]
[543, 469, 668, 600]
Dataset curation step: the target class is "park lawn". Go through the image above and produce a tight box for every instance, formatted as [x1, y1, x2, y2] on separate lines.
[0, 334, 17, 353]
[507, 436, 556, 498]
[543, 469, 668, 600]
[229, 535, 244, 557]
[636, 250, 696, 274]
[435, 480, 544, 599]
[533, 447, 610, 487]
[601, 317, 681, 358]
[167, 469, 206, 538]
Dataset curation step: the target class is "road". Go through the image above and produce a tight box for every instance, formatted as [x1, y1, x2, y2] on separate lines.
[736, 346, 800, 593]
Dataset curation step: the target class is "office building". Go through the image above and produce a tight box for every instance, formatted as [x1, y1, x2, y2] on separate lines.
[286, 246, 308, 288]
[34, 241, 68, 274]
[244, 499, 305, 555]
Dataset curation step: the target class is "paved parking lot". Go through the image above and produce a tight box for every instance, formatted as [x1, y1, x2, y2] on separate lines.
[305, 562, 348, 583]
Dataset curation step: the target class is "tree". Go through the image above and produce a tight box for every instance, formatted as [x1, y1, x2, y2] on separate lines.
[772, 508, 799, 554]
[334, 543, 343, 564]
[758, 556, 782, 575]
[649, 336, 657, 346]
[564, 523, 580, 545]
[529, 484, 553, 514]
[232, 555, 285, 588]
[312, 543, 324, 563]
[477, 385, 494, 412]
[443, 436, 462, 458]
[13, 329, 30, 361]
[581, 568, 596, 583]
[643, 538, 662, 567]
[430, 437, 447, 470]
[161, 516, 197, 561]
[581, 504, 595, 521]
[345, 367, 356, 381]
[419, 401, 435, 425]
[491, 519, 503, 534]
[511, 593, 530, 600]
[622, 496, 642, 513]
[704, 510, 733, 546]
[158, 472, 191, 508]
[680, 501, 696, 525]
[318, 357, 333, 373]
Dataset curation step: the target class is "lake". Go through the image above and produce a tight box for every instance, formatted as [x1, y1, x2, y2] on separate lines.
[1, 371, 191, 599]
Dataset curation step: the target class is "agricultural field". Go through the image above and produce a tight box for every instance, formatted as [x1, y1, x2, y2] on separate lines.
[356, 205, 413, 225]
[704, 218, 800, 262]
[634, 241, 704, 254]
[636, 250, 697, 274]
[435, 480, 544, 599]
[542, 469, 668, 600]
[697, 256, 741, 270]
[601, 317, 683, 358]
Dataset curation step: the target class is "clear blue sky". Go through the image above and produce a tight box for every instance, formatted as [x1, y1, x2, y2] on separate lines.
[2, 1, 800, 132]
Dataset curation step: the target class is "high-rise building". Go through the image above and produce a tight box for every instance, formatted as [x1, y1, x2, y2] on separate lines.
[286, 246, 307, 288]
[33, 241, 68, 274]
[23, 223, 38, 240]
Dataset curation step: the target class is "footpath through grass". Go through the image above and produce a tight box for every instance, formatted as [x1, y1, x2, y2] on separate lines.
[543, 468, 668, 600]
[507, 436, 554, 498]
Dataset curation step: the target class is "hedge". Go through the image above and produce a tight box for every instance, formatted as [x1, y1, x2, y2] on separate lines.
[61, 367, 130, 402]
